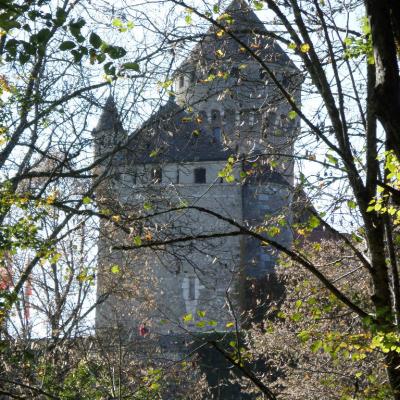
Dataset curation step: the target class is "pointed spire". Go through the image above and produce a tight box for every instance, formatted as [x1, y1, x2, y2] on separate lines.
[223, 0, 266, 33]
[94, 95, 123, 133]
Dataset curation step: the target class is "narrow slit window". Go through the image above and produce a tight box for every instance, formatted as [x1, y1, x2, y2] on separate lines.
[188, 276, 196, 300]
[199, 111, 207, 123]
[194, 167, 206, 184]
[179, 75, 185, 88]
[213, 127, 221, 142]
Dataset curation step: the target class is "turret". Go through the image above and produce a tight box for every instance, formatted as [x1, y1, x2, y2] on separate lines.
[171, 0, 300, 183]
[92, 95, 126, 163]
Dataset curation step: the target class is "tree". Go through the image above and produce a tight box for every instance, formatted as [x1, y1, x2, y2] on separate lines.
[2, 0, 400, 398]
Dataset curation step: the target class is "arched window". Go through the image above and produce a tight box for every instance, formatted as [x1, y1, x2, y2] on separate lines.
[259, 68, 267, 80]
[194, 167, 206, 184]
[179, 75, 185, 88]
[151, 167, 162, 183]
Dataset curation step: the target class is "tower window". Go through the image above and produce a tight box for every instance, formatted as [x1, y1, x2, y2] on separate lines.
[194, 167, 206, 184]
[211, 109, 220, 122]
[188, 276, 196, 300]
[230, 66, 239, 78]
[199, 111, 207, 123]
[213, 127, 222, 142]
[249, 111, 255, 126]
[151, 167, 162, 183]
[179, 75, 184, 88]
[259, 68, 267, 80]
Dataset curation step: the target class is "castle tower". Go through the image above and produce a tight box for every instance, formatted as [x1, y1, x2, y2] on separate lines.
[173, 0, 300, 183]
[94, 0, 300, 391]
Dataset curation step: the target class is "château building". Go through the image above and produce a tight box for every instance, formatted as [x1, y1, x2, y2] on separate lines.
[93, 0, 301, 396]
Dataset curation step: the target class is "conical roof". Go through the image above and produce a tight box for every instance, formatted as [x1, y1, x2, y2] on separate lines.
[93, 95, 123, 133]
[127, 99, 234, 163]
[176, 0, 295, 72]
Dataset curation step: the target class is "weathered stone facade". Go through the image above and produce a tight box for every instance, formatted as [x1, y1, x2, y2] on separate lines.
[93, 0, 300, 375]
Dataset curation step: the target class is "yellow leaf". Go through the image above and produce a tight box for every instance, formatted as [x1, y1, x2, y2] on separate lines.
[46, 192, 57, 205]
[111, 215, 121, 223]
[300, 43, 310, 53]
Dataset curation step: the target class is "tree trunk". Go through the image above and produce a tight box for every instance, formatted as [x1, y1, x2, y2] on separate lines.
[365, 1, 400, 159]
[386, 351, 400, 399]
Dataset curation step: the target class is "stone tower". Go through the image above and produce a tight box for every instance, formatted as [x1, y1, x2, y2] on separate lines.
[94, 0, 300, 373]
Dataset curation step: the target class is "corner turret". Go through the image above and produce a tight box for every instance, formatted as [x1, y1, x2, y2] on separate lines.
[92, 95, 126, 162]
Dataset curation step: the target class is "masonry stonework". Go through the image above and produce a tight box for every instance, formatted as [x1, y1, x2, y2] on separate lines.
[93, 0, 300, 394]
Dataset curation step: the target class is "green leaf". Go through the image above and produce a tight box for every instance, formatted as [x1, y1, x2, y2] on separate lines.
[106, 45, 127, 59]
[310, 340, 323, 353]
[112, 18, 123, 27]
[297, 330, 310, 342]
[50, 253, 61, 264]
[111, 264, 120, 274]
[197, 310, 206, 318]
[183, 313, 193, 322]
[69, 19, 84, 38]
[143, 202, 152, 211]
[150, 382, 160, 391]
[185, 14, 192, 25]
[308, 215, 320, 229]
[89, 32, 102, 49]
[347, 199, 357, 209]
[19, 52, 30, 64]
[104, 62, 116, 76]
[149, 149, 159, 158]
[326, 153, 338, 165]
[122, 62, 140, 71]
[133, 236, 142, 246]
[54, 7, 67, 27]
[288, 110, 297, 120]
[82, 196, 91, 205]
[295, 299, 303, 309]
[37, 28, 51, 43]
[253, 1, 263, 10]
[196, 321, 206, 328]
[59, 41, 76, 51]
